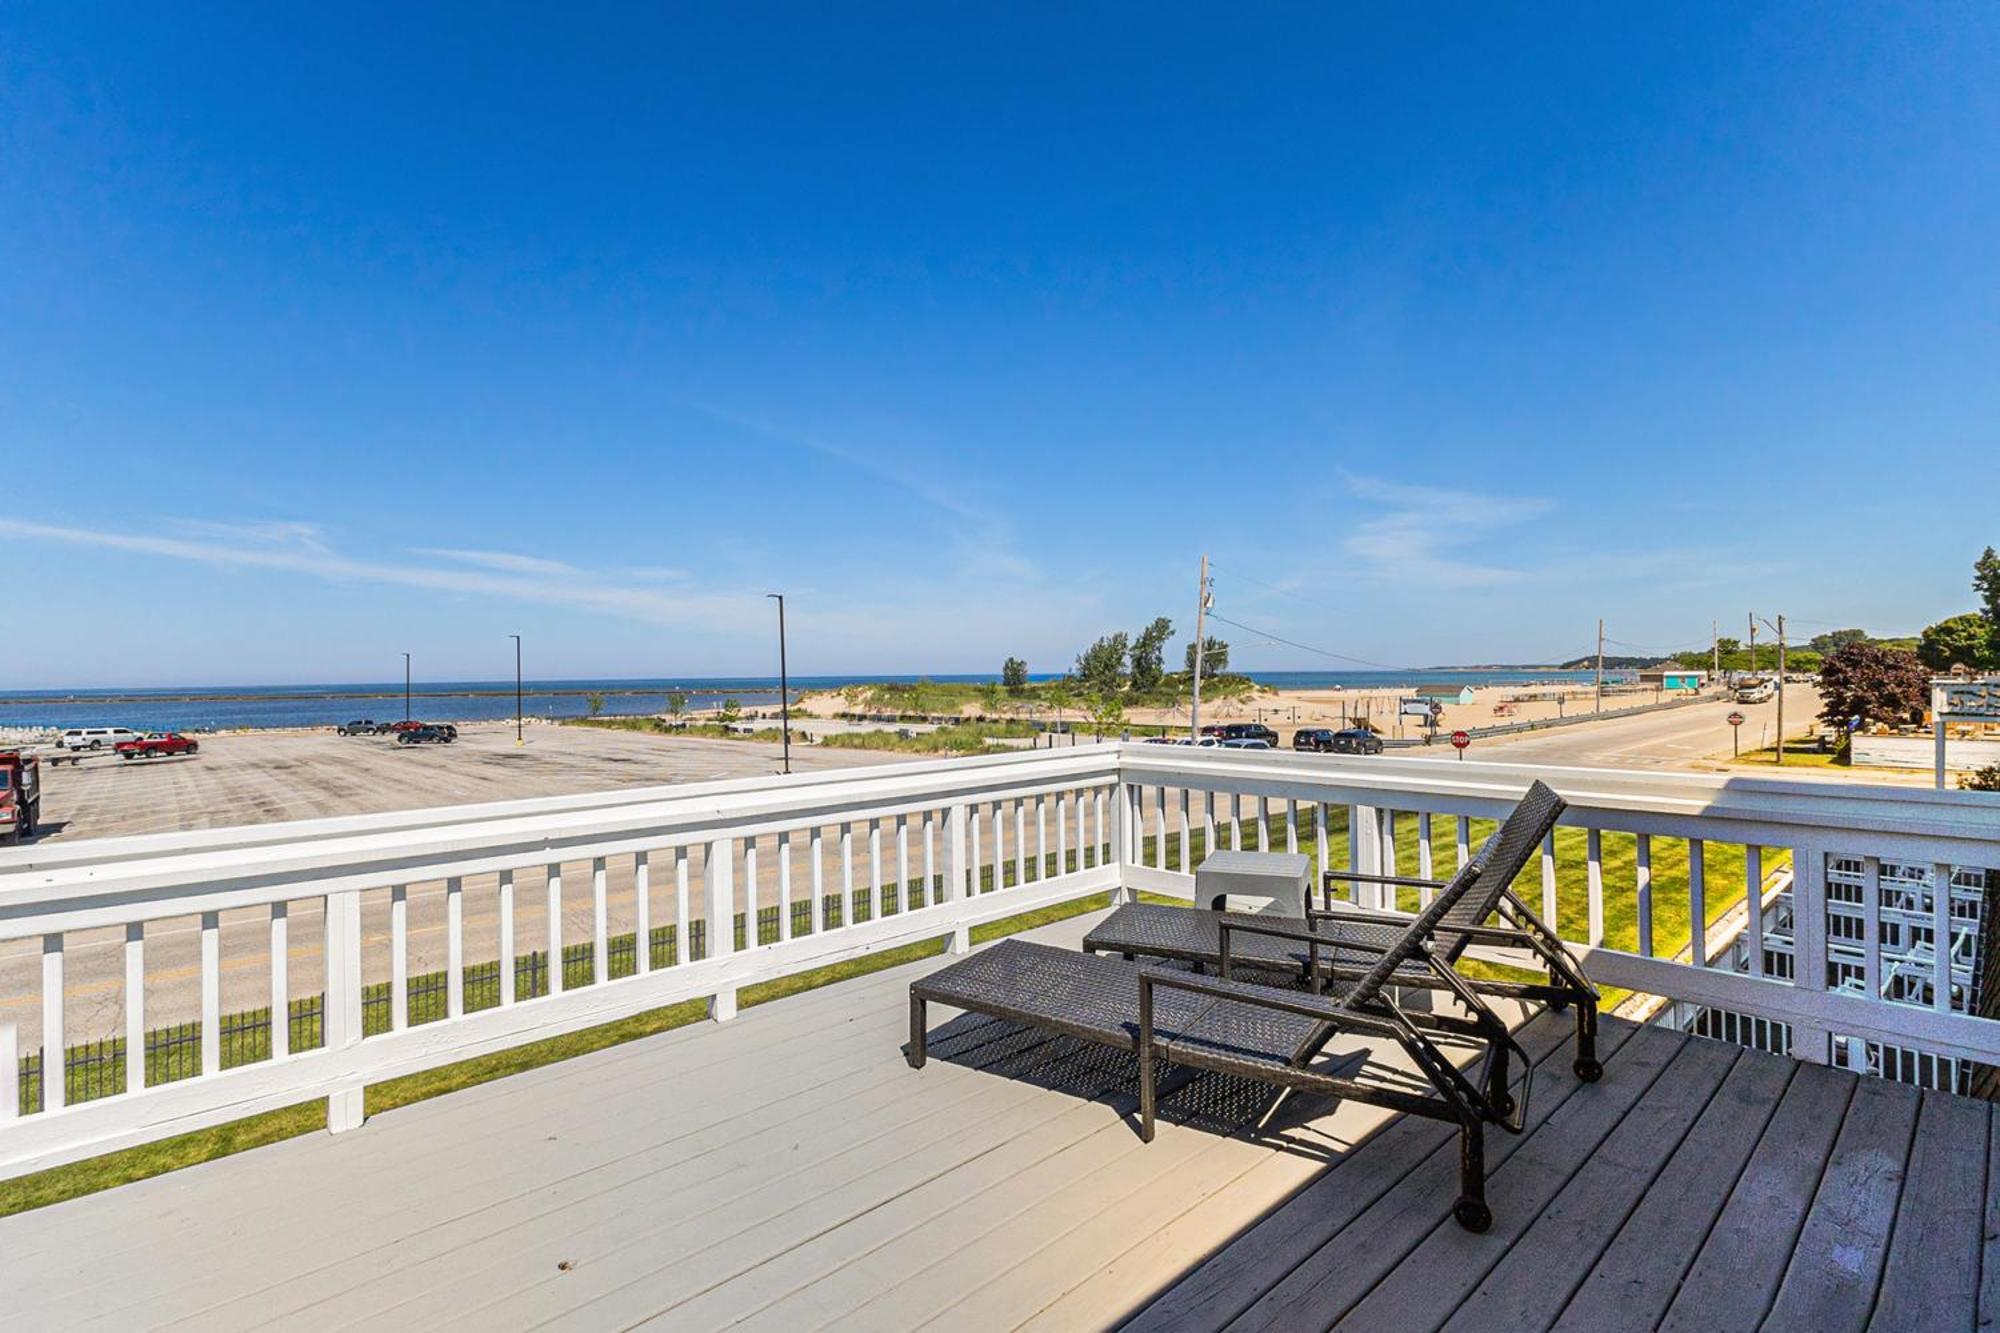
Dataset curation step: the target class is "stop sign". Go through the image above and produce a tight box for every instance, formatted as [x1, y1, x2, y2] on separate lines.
[1450, 730, 1471, 750]
[1726, 711, 1746, 728]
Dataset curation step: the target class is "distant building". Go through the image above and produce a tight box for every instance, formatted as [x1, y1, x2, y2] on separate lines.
[1639, 669, 1706, 692]
[1411, 684, 1477, 705]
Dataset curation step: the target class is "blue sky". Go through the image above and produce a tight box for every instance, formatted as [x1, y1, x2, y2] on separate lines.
[4, 6, 1996, 687]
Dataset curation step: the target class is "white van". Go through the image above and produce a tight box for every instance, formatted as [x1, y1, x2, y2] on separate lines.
[59, 727, 143, 751]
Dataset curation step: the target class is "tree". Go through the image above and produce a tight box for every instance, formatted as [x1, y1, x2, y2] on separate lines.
[978, 682, 1003, 714]
[1001, 657, 1029, 693]
[1918, 614, 1996, 672]
[1075, 633, 1129, 696]
[1715, 636, 1742, 655]
[1184, 636, 1229, 674]
[1129, 617, 1174, 693]
[1086, 691, 1127, 738]
[1962, 764, 2000, 793]
[1817, 643, 1930, 729]
[665, 690, 690, 721]
[718, 696, 742, 726]
[1977, 546, 2000, 626]
[586, 691, 606, 718]
[1807, 629, 1868, 654]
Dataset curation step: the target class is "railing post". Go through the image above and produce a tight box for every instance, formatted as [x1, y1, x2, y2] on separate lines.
[323, 889, 365, 1132]
[705, 836, 737, 1020]
[1786, 839, 1832, 1065]
[945, 801, 970, 954]
[1111, 781, 1132, 905]
[0, 1023, 14, 1122]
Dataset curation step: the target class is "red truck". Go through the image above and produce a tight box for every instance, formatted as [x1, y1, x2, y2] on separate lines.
[116, 732, 200, 761]
[0, 751, 41, 844]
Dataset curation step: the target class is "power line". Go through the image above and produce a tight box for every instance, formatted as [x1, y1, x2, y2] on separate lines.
[1203, 610, 1414, 671]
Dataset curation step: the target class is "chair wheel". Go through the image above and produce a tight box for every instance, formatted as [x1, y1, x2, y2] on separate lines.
[1453, 1196, 1492, 1233]
[1574, 1057, 1603, 1082]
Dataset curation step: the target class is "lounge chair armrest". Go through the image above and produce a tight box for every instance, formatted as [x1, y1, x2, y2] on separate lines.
[1321, 870, 1449, 889]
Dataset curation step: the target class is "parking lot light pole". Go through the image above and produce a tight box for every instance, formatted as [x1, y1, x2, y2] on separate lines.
[767, 593, 790, 775]
[509, 635, 523, 745]
[402, 653, 411, 722]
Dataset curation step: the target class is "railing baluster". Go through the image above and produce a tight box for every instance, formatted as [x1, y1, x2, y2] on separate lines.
[778, 833, 793, 942]
[1256, 795, 1269, 852]
[1036, 795, 1049, 880]
[1014, 799, 1026, 889]
[840, 821, 855, 920]
[592, 856, 609, 981]
[894, 816, 908, 910]
[745, 839, 760, 943]
[1636, 835, 1653, 958]
[1934, 861, 1955, 1013]
[390, 886, 409, 1031]
[1155, 789, 1168, 867]
[1056, 793, 1069, 874]
[868, 821, 882, 919]
[1585, 829, 1604, 947]
[1540, 833, 1557, 926]
[704, 836, 736, 1019]
[1862, 856, 1883, 999]
[128, 921, 149, 1085]
[636, 853, 654, 969]
[676, 845, 692, 958]
[969, 805, 983, 894]
[1456, 816, 1472, 870]
[992, 801, 1005, 889]
[201, 911, 221, 1071]
[809, 829, 824, 933]
[499, 869, 516, 1005]
[1286, 798, 1298, 855]
[1079, 789, 1092, 869]
[445, 877, 464, 1015]
[1688, 839, 1707, 969]
[0, 1022, 16, 1121]
[1313, 802, 1327, 899]
[546, 865, 564, 995]
[1382, 810, 1398, 894]
[1744, 847, 1763, 979]
[1229, 793, 1242, 851]
[1181, 790, 1194, 875]
[923, 811, 936, 902]
[42, 934, 64, 1111]
[1418, 813, 1433, 885]
[1202, 790, 1216, 858]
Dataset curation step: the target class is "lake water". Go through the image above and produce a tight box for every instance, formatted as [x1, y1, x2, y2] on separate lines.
[0, 669, 1598, 733]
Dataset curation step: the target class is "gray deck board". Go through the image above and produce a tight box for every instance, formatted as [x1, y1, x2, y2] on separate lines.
[1547, 1047, 1796, 1333]
[1872, 1087, 1987, 1332]
[1763, 1074, 1921, 1333]
[1657, 1059, 1856, 1333]
[3, 903, 1997, 1333]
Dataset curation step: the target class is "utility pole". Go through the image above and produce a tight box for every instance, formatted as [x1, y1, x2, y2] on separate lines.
[402, 652, 411, 722]
[1747, 613, 1757, 677]
[509, 635, 523, 744]
[1711, 618, 1719, 686]
[1595, 618, 1605, 713]
[767, 593, 791, 775]
[1755, 613, 1788, 765]
[1189, 554, 1211, 740]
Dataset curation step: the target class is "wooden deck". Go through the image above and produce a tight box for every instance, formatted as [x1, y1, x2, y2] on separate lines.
[1, 909, 1993, 1331]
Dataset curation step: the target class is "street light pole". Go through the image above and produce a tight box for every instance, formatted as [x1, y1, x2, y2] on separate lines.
[767, 593, 791, 775]
[402, 653, 411, 722]
[508, 635, 523, 745]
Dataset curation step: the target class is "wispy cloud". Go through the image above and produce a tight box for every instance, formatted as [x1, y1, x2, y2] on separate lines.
[1339, 475, 1555, 587]
[0, 519, 765, 633]
[411, 547, 582, 577]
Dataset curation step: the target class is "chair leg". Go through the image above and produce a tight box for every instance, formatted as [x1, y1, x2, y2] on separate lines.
[1487, 1040, 1514, 1119]
[907, 993, 927, 1069]
[1573, 996, 1602, 1082]
[1138, 1041, 1157, 1142]
[1453, 1120, 1491, 1233]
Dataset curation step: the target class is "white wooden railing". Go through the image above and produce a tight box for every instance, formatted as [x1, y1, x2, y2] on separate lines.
[0, 743, 1996, 1179]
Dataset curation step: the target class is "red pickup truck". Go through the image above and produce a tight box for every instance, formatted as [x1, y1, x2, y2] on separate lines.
[0, 751, 41, 844]
[116, 733, 200, 761]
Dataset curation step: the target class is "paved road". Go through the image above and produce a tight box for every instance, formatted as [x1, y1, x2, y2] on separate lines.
[1447, 685, 1824, 769]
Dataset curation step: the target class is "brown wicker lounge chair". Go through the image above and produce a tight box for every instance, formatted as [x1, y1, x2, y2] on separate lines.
[909, 856, 1528, 1232]
[1080, 779, 1602, 1080]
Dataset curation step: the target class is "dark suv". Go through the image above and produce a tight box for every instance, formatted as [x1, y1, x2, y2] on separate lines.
[1296, 727, 1383, 754]
[1202, 722, 1279, 747]
[396, 724, 457, 745]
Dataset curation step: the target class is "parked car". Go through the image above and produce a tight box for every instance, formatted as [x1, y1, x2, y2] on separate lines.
[1219, 737, 1272, 749]
[1205, 723, 1280, 746]
[337, 719, 384, 736]
[1327, 728, 1385, 755]
[1293, 728, 1339, 752]
[396, 724, 456, 745]
[0, 751, 41, 844]
[59, 727, 142, 751]
[116, 732, 199, 760]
